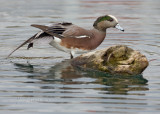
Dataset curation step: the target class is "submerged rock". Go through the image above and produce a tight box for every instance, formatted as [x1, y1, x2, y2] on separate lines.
[72, 45, 149, 76]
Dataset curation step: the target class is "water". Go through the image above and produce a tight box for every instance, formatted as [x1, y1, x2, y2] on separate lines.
[0, 0, 160, 114]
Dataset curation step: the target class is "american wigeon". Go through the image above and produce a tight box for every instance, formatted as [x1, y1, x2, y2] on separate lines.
[8, 15, 124, 59]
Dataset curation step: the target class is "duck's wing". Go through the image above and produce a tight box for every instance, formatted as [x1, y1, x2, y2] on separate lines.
[31, 22, 92, 37]
[7, 23, 68, 57]
[7, 35, 36, 57]
[7, 32, 54, 57]
[31, 24, 65, 38]
[7, 22, 92, 57]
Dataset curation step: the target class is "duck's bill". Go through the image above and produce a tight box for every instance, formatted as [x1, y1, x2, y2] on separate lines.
[115, 24, 124, 32]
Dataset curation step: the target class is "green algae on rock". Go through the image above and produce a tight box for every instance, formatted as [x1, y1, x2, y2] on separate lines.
[72, 45, 149, 76]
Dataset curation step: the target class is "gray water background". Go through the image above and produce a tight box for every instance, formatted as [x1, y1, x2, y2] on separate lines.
[0, 0, 160, 114]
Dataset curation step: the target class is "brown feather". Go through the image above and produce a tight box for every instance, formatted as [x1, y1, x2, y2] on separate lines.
[31, 24, 64, 38]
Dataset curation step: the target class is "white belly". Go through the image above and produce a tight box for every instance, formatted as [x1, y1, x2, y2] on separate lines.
[49, 39, 71, 53]
[49, 37, 89, 55]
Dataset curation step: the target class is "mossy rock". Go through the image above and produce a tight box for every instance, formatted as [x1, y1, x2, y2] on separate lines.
[72, 45, 149, 76]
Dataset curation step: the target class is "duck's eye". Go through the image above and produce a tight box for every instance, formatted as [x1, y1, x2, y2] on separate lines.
[109, 18, 113, 22]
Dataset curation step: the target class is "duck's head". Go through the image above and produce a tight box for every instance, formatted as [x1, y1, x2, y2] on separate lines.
[93, 15, 124, 32]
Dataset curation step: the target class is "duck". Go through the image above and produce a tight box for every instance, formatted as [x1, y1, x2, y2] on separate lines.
[8, 15, 124, 59]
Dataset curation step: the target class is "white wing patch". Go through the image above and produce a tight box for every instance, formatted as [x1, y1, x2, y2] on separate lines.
[75, 35, 90, 38]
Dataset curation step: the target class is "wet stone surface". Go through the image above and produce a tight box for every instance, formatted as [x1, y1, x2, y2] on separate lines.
[72, 45, 149, 76]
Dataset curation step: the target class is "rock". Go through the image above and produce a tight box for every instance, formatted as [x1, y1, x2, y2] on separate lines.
[71, 45, 149, 76]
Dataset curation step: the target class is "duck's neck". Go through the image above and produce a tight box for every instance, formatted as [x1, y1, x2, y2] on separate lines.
[90, 28, 106, 49]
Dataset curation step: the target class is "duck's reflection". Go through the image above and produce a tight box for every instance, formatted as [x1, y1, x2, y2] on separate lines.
[13, 60, 148, 94]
